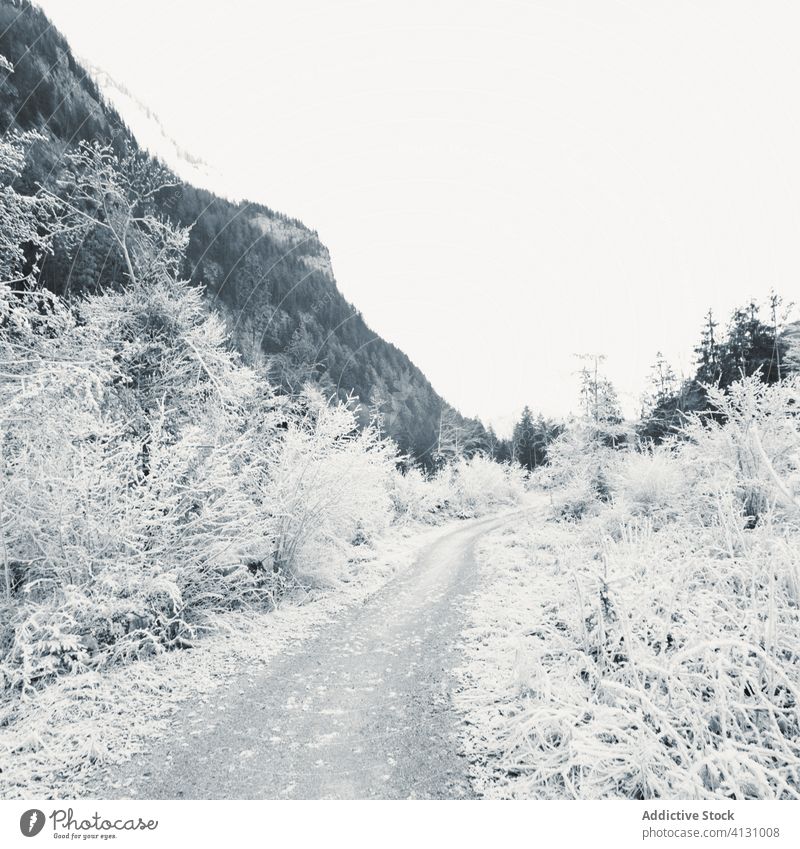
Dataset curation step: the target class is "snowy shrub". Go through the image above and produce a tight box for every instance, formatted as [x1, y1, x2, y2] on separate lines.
[551, 478, 602, 521]
[543, 424, 618, 519]
[679, 375, 800, 525]
[612, 447, 684, 522]
[0, 133, 61, 282]
[463, 502, 800, 799]
[435, 455, 526, 518]
[0, 285, 276, 689]
[388, 466, 442, 523]
[386, 454, 525, 525]
[258, 392, 397, 586]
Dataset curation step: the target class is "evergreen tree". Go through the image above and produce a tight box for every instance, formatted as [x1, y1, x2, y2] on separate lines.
[695, 309, 720, 385]
[510, 407, 562, 469]
[649, 352, 677, 408]
[638, 352, 691, 443]
[716, 300, 787, 387]
[512, 406, 537, 470]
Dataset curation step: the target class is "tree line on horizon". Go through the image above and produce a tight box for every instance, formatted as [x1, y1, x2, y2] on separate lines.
[490, 292, 796, 471]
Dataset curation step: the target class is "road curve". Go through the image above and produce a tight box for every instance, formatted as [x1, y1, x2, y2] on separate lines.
[95, 510, 522, 799]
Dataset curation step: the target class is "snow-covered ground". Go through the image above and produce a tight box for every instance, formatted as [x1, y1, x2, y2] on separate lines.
[456, 487, 800, 799]
[455, 503, 553, 798]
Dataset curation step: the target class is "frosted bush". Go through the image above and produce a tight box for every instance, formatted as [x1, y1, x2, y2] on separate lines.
[612, 448, 684, 522]
[259, 393, 397, 586]
[389, 454, 525, 525]
[679, 375, 800, 524]
[463, 503, 800, 799]
[436, 455, 526, 518]
[550, 477, 601, 521]
[543, 424, 618, 519]
[0, 282, 275, 688]
[0, 389, 273, 690]
[388, 466, 442, 523]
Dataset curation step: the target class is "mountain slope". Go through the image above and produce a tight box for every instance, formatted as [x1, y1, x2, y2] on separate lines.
[0, 0, 480, 462]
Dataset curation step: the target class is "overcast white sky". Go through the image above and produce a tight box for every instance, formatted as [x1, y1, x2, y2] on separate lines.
[37, 0, 800, 432]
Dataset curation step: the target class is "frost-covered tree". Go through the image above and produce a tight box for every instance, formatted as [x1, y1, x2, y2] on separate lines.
[434, 406, 486, 465]
[0, 138, 275, 687]
[44, 141, 183, 289]
[0, 132, 61, 284]
[576, 353, 622, 428]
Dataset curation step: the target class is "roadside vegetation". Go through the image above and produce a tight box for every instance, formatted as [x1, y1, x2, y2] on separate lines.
[0, 133, 525, 700]
[458, 361, 800, 799]
[3, 7, 799, 800]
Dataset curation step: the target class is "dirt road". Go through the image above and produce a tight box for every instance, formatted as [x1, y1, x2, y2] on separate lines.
[95, 511, 521, 799]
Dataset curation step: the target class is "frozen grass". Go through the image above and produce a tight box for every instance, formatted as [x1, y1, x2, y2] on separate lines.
[0, 519, 459, 799]
[457, 498, 800, 799]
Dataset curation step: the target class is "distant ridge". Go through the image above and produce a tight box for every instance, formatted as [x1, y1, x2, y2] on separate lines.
[0, 0, 490, 462]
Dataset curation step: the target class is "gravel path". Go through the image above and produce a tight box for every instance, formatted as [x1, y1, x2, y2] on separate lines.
[95, 511, 520, 799]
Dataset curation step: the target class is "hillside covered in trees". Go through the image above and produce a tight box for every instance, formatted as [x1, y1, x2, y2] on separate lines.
[2, 0, 800, 806]
[0, 0, 488, 464]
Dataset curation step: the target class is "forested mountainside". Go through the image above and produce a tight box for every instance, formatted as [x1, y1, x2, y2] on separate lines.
[0, 0, 481, 463]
